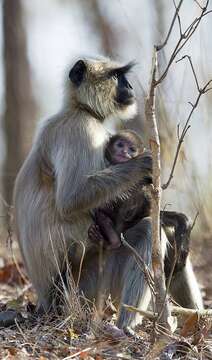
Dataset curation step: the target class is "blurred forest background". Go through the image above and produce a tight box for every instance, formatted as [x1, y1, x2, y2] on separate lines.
[0, 0, 211, 301]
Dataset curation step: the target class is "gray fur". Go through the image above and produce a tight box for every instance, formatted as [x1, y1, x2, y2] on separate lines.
[14, 57, 203, 327]
[14, 57, 152, 319]
[169, 256, 203, 309]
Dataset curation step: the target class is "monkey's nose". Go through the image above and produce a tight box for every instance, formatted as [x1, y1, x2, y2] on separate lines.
[122, 150, 131, 158]
[116, 88, 134, 105]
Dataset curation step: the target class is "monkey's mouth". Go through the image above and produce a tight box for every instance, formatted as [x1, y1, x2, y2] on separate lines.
[114, 155, 132, 163]
[115, 89, 135, 106]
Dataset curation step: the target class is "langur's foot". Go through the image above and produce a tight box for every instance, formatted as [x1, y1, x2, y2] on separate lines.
[95, 212, 122, 249]
[88, 224, 105, 244]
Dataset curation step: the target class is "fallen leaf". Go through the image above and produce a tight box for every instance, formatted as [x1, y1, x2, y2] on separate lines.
[95, 355, 103, 360]
[180, 313, 198, 337]
[7, 347, 17, 356]
[0, 262, 25, 285]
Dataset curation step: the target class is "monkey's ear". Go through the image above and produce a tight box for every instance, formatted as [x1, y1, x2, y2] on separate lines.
[69, 60, 86, 87]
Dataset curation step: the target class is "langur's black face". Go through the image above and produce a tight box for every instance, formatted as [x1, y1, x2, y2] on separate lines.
[108, 63, 135, 106]
[68, 58, 137, 119]
[115, 73, 134, 106]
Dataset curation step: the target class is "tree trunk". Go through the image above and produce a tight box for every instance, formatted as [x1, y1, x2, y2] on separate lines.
[145, 49, 172, 332]
[3, 0, 37, 205]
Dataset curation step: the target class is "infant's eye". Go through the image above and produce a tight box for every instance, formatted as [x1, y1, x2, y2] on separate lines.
[130, 147, 136, 152]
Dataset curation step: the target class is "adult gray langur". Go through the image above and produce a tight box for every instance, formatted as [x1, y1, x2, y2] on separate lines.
[14, 57, 203, 329]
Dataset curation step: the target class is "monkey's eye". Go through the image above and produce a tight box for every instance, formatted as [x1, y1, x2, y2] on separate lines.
[116, 141, 124, 148]
[129, 146, 136, 153]
[118, 74, 133, 90]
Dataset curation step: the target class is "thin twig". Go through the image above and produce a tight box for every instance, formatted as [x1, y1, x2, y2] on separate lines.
[14, 319, 28, 341]
[145, 48, 172, 329]
[173, 0, 183, 36]
[121, 235, 156, 295]
[156, 0, 184, 51]
[76, 241, 86, 288]
[194, 0, 206, 10]
[190, 211, 199, 232]
[0, 193, 10, 208]
[156, 0, 211, 85]
[176, 55, 200, 91]
[163, 56, 212, 189]
[142, 0, 211, 335]
[143, 0, 212, 330]
[163, 236, 178, 301]
[123, 304, 212, 319]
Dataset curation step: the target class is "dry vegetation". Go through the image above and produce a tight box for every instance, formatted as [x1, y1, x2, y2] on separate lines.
[0, 218, 211, 360]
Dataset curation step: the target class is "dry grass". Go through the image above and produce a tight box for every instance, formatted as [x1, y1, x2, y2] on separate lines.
[0, 235, 212, 360]
[0, 185, 212, 359]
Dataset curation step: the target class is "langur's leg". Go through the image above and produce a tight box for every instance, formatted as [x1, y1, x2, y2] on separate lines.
[161, 211, 191, 278]
[112, 217, 153, 329]
[162, 211, 203, 309]
[169, 256, 203, 309]
[76, 246, 109, 308]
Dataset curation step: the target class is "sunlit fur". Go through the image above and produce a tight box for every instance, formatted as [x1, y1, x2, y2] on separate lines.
[14, 56, 202, 326]
[14, 57, 152, 318]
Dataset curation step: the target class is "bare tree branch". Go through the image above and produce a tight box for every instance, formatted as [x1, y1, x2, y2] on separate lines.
[173, 0, 183, 36]
[156, 0, 211, 85]
[194, 0, 206, 10]
[121, 235, 156, 296]
[177, 55, 200, 91]
[156, 0, 184, 51]
[190, 211, 199, 231]
[123, 304, 212, 319]
[143, 0, 212, 333]
[145, 48, 172, 330]
[162, 56, 212, 189]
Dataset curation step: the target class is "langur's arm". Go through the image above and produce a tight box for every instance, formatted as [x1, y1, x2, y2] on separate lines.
[55, 150, 152, 216]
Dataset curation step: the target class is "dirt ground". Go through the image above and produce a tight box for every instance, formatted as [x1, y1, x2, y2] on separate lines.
[0, 233, 211, 360]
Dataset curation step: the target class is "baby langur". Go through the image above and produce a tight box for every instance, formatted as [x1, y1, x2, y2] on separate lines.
[88, 130, 151, 250]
